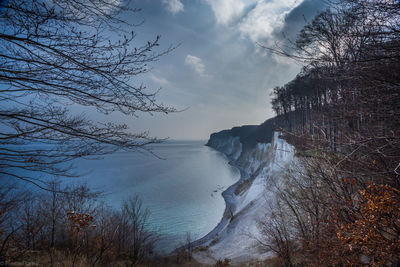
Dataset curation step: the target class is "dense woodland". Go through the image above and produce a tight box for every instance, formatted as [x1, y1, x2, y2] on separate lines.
[207, 117, 277, 151]
[264, 0, 400, 265]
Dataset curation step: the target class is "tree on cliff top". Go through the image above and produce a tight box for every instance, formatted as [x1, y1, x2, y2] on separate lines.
[0, 0, 176, 189]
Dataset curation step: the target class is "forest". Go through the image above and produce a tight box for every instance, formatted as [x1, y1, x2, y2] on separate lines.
[265, 0, 400, 265]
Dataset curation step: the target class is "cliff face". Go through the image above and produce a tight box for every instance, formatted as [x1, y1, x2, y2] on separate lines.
[195, 124, 295, 264]
[205, 119, 277, 176]
[206, 129, 294, 214]
[206, 134, 242, 161]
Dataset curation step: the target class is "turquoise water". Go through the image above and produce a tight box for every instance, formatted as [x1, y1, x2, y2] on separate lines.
[75, 140, 240, 253]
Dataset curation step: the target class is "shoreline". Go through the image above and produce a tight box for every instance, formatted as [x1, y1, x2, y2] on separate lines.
[189, 132, 294, 264]
[190, 146, 252, 249]
[168, 144, 246, 256]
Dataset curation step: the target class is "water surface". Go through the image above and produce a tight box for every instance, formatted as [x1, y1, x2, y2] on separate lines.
[75, 140, 240, 253]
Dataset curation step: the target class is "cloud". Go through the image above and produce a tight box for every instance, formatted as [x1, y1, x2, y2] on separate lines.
[148, 73, 169, 86]
[162, 0, 184, 15]
[185, 55, 205, 76]
[203, 0, 252, 25]
[240, 0, 301, 44]
[274, 0, 327, 42]
[204, 0, 304, 44]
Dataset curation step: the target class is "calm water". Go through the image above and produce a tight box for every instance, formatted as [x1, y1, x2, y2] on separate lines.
[74, 140, 240, 253]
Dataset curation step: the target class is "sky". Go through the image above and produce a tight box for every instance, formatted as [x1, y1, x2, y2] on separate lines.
[116, 0, 326, 140]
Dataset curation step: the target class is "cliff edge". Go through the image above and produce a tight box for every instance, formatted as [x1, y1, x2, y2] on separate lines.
[193, 119, 295, 264]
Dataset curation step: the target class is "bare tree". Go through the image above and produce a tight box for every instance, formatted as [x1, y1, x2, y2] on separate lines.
[185, 232, 193, 261]
[121, 195, 158, 266]
[19, 192, 45, 251]
[0, 184, 21, 260]
[86, 204, 120, 266]
[0, 0, 176, 189]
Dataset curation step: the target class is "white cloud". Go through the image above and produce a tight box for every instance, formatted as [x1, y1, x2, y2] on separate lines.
[204, 0, 303, 43]
[162, 0, 184, 15]
[204, 0, 252, 25]
[148, 73, 169, 86]
[185, 55, 205, 76]
[239, 0, 300, 43]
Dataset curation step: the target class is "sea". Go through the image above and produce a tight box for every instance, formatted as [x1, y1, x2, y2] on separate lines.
[73, 140, 240, 254]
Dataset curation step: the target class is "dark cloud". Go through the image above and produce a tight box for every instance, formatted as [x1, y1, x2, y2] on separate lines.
[274, 0, 328, 43]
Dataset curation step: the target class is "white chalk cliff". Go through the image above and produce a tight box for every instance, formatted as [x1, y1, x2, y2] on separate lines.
[194, 131, 295, 264]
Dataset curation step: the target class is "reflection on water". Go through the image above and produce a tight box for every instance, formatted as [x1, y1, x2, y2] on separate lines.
[75, 140, 240, 253]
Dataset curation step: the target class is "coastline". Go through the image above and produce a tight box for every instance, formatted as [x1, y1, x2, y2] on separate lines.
[190, 132, 295, 264]
[190, 157, 249, 248]
[188, 139, 269, 263]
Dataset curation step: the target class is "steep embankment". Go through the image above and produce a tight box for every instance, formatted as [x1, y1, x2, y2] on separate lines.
[193, 118, 295, 264]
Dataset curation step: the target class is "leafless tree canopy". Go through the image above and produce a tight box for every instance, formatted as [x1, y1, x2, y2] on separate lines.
[0, 0, 176, 188]
[0, 181, 159, 265]
[262, 0, 400, 265]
